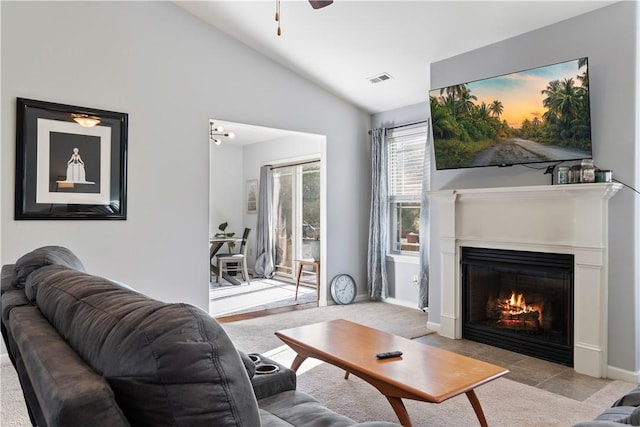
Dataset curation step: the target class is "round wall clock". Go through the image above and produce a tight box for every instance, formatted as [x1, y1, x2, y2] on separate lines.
[330, 274, 356, 305]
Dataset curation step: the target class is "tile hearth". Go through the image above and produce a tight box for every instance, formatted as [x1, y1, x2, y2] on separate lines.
[414, 334, 613, 402]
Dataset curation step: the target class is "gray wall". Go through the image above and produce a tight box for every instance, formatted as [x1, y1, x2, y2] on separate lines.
[427, 2, 638, 376]
[210, 143, 244, 239]
[1, 2, 371, 318]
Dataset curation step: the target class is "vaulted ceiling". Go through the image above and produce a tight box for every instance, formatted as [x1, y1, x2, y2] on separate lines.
[178, 1, 615, 115]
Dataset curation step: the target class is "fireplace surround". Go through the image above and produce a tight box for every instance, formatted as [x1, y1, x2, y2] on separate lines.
[429, 183, 621, 378]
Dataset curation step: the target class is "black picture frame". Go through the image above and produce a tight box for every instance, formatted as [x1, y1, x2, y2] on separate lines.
[15, 98, 128, 220]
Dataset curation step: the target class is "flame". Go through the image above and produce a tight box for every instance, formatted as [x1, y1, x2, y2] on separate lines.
[496, 291, 543, 325]
[505, 291, 533, 314]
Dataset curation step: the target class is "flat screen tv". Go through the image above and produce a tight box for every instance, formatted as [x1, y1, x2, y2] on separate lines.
[429, 57, 592, 170]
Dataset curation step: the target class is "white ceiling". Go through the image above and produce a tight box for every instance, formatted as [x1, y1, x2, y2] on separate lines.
[177, 0, 616, 115]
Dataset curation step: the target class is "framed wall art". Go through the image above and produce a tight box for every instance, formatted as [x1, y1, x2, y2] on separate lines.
[246, 179, 258, 213]
[15, 98, 128, 219]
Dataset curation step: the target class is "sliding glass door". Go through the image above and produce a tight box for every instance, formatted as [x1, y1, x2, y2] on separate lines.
[272, 161, 320, 279]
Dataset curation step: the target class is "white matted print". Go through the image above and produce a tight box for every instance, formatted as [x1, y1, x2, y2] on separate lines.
[246, 179, 258, 213]
[36, 118, 111, 205]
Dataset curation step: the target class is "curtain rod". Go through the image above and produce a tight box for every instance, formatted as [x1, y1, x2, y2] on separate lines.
[368, 119, 428, 135]
[270, 159, 320, 170]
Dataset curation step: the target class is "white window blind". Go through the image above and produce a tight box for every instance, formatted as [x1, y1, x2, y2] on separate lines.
[388, 124, 428, 201]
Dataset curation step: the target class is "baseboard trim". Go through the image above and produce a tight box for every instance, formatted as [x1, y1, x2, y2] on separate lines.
[353, 294, 370, 304]
[427, 321, 440, 333]
[381, 297, 423, 311]
[607, 365, 640, 383]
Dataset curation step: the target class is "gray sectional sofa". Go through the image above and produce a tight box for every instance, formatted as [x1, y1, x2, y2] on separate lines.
[1, 246, 399, 427]
[574, 387, 640, 426]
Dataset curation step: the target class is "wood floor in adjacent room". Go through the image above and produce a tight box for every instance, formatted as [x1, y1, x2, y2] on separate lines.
[210, 276, 318, 322]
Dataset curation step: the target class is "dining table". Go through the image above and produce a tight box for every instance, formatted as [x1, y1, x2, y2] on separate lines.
[209, 237, 243, 286]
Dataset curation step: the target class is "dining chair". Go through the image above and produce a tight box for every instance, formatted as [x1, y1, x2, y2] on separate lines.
[216, 228, 251, 284]
[209, 240, 225, 281]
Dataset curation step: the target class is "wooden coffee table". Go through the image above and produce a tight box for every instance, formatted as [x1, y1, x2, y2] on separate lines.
[275, 319, 509, 427]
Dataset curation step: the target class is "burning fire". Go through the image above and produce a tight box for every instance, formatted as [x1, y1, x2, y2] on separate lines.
[489, 290, 543, 329]
[503, 291, 535, 315]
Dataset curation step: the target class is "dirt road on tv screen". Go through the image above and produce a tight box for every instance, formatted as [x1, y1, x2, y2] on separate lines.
[468, 138, 590, 167]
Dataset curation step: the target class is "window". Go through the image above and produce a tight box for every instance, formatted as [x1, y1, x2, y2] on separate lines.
[272, 161, 321, 278]
[387, 124, 429, 254]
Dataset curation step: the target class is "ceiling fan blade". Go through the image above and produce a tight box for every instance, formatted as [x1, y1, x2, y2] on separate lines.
[308, 0, 333, 9]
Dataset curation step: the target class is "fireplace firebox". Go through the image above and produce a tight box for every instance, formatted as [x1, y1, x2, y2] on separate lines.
[462, 247, 574, 366]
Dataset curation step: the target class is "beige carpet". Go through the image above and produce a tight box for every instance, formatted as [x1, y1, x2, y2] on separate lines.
[1, 357, 29, 427]
[297, 362, 636, 426]
[221, 300, 434, 354]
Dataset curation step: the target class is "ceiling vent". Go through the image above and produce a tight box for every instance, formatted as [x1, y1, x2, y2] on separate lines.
[368, 72, 393, 84]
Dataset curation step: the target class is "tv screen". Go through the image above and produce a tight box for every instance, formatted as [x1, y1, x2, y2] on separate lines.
[429, 57, 592, 170]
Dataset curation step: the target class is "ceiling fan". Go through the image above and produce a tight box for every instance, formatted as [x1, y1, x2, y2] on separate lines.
[308, 0, 333, 9]
[275, 0, 334, 35]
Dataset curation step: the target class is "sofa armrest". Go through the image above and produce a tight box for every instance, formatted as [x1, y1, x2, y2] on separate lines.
[10, 306, 130, 427]
[1, 264, 16, 294]
[612, 387, 640, 407]
[248, 354, 297, 400]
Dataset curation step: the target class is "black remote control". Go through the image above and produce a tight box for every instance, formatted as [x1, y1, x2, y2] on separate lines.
[376, 351, 403, 359]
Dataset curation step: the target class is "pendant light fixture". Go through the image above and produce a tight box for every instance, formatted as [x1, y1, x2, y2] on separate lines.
[209, 121, 235, 145]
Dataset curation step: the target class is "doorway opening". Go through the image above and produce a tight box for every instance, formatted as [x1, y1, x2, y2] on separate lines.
[208, 120, 326, 319]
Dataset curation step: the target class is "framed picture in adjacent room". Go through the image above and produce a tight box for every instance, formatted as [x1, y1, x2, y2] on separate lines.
[246, 179, 258, 213]
[15, 98, 128, 220]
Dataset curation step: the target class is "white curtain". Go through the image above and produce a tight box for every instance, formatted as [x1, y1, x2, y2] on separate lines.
[367, 128, 389, 299]
[418, 120, 432, 309]
[254, 166, 276, 278]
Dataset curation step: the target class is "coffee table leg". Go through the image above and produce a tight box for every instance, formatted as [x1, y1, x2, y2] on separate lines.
[290, 355, 307, 372]
[465, 389, 488, 427]
[385, 396, 412, 427]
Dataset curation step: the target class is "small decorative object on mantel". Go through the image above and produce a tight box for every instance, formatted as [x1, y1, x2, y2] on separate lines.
[580, 159, 596, 183]
[553, 159, 611, 185]
[15, 98, 128, 220]
[556, 166, 570, 184]
[595, 169, 613, 183]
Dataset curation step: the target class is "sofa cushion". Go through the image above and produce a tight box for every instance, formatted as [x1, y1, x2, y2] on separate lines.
[574, 407, 640, 426]
[12, 246, 85, 288]
[258, 390, 357, 427]
[31, 265, 261, 427]
[2, 289, 31, 326]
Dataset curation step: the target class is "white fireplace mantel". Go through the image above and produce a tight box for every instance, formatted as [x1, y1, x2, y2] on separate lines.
[429, 183, 622, 378]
